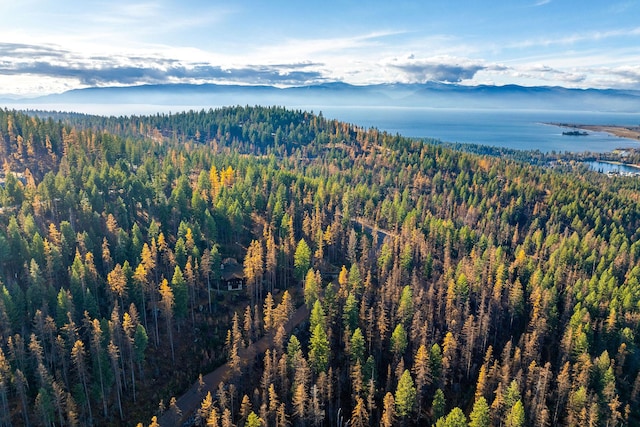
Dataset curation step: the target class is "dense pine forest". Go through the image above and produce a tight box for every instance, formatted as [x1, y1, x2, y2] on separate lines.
[1, 106, 640, 426]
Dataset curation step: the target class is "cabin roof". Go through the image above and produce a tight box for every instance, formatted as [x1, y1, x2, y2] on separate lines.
[221, 259, 244, 281]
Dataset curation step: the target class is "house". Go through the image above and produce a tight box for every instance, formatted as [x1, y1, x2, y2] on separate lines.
[221, 258, 245, 291]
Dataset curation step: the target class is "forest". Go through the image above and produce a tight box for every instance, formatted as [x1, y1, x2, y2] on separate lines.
[0, 106, 639, 426]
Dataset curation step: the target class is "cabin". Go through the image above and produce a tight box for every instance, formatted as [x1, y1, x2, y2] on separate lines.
[221, 258, 245, 291]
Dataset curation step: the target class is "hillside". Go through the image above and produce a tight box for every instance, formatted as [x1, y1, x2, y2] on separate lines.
[0, 106, 640, 426]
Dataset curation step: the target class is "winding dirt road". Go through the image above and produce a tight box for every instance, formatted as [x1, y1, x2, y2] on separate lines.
[158, 304, 310, 426]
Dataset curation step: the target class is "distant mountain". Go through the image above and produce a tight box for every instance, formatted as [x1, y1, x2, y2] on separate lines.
[3, 82, 640, 113]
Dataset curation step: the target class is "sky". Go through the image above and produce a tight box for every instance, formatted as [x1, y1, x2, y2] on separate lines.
[1, 0, 639, 97]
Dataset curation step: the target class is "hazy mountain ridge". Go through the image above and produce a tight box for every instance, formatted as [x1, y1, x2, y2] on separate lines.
[3, 82, 640, 112]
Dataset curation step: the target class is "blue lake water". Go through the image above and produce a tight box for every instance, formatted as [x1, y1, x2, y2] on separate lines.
[7, 102, 640, 153]
[586, 161, 640, 174]
[317, 107, 640, 153]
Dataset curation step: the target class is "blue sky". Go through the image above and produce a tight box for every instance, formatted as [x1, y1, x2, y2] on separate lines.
[1, 0, 639, 96]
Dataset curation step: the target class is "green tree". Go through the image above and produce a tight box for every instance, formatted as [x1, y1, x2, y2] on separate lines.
[505, 400, 525, 427]
[343, 292, 359, 332]
[171, 266, 188, 323]
[395, 369, 416, 418]
[391, 323, 408, 356]
[432, 388, 446, 422]
[430, 344, 443, 386]
[309, 299, 325, 332]
[397, 285, 413, 325]
[469, 397, 490, 427]
[246, 411, 263, 427]
[436, 407, 468, 427]
[294, 239, 311, 282]
[309, 323, 330, 374]
[134, 324, 149, 370]
[350, 327, 366, 364]
[348, 263, 362, 295]
[303, 268, 320, 308]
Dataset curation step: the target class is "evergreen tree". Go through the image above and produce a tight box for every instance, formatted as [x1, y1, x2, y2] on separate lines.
[469, 397, 490, 427]
[309, 323, 330, 374]
[395, 369, 416, 418]
[436, 407, 468, 427]
[293, 239, 311, 282]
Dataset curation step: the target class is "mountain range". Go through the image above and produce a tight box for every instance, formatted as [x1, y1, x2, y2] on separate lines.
[2, 82, 640, 113]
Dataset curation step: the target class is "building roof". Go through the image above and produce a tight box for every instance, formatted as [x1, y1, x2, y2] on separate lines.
[221, 259, 245, 281]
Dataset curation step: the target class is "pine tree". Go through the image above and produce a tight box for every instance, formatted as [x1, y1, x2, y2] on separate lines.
[71, 340, 92, 423]
[309, 299, 325, 333]
[505, 400, 525, 427]
[442, 332, 457, 386]
[381, 392, 396, 427]
[246, 411, 263, 427]
[240, 394, 252, 422]
[309, 324, 330, 374]
[432, 389, 446, 422]
[244, 239, 264, 304]
[395, 369, 416, 418]
[397, 285, 413, 325]
[391, 323, 408, 356]
[469, 397, 490, 427]
[435, 407, 468, 427]
[292, 383, 307, 421]
[351, 395, 369, 427]
[294, 239, 311, 282]
[413, 343, 431, 418]
[107, 263, 127, 306]
[159, 278, 175, 361]
[171, 266, 188, 325]
[350, 327, 366, 365]
[264, 292, 275, 331]
[197, 392, 214, 426]
[304, 268, 320, 308]
[207, 408, 220, 427]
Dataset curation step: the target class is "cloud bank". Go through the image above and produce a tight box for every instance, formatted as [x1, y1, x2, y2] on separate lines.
[0, 43, 326, 88]
[386, 56, 489, 83]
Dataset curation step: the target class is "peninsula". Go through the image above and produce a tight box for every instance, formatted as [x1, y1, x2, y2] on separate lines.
[548, 122, 640, 140]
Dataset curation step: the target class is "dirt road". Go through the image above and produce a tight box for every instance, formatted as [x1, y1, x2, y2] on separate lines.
[158, 304, 310, 426]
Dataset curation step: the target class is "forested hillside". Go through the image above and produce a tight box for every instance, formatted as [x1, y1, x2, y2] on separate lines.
[0, 106, 639, 426]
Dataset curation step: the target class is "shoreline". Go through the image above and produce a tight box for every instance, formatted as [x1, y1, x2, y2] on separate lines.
[594, 160, 640, 170]
[546, 122, 640, 141]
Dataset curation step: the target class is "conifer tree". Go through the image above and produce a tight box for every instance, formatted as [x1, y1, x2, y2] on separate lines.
[71, 340, 92, 423]
[469, 397, 490, 427]
[309, 324, 330, 374]
[391, 324, 408, 357]
[432, 388, 446, 422]
[303, 268, 320, 308]
[159, 279, 175, 361]
[395, 369, 416, 418]
[107, 263, 127, 306]
[293, 239, 311, 282]
[246, 411, 263, 427]
[505, 400, 525, 427]
[351, 395, 369, 427]
[171, 266, 188, 325]
[381, 392, 396, 427]
[436, 407, 468, 427]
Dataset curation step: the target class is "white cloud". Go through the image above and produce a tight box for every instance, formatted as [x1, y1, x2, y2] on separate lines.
[384, 56, 487, 83]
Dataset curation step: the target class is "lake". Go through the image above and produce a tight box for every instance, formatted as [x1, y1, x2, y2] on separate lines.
[7, 102, 640, 153]
[586, 161, 640, 174]
[317, 107, 640, 153]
